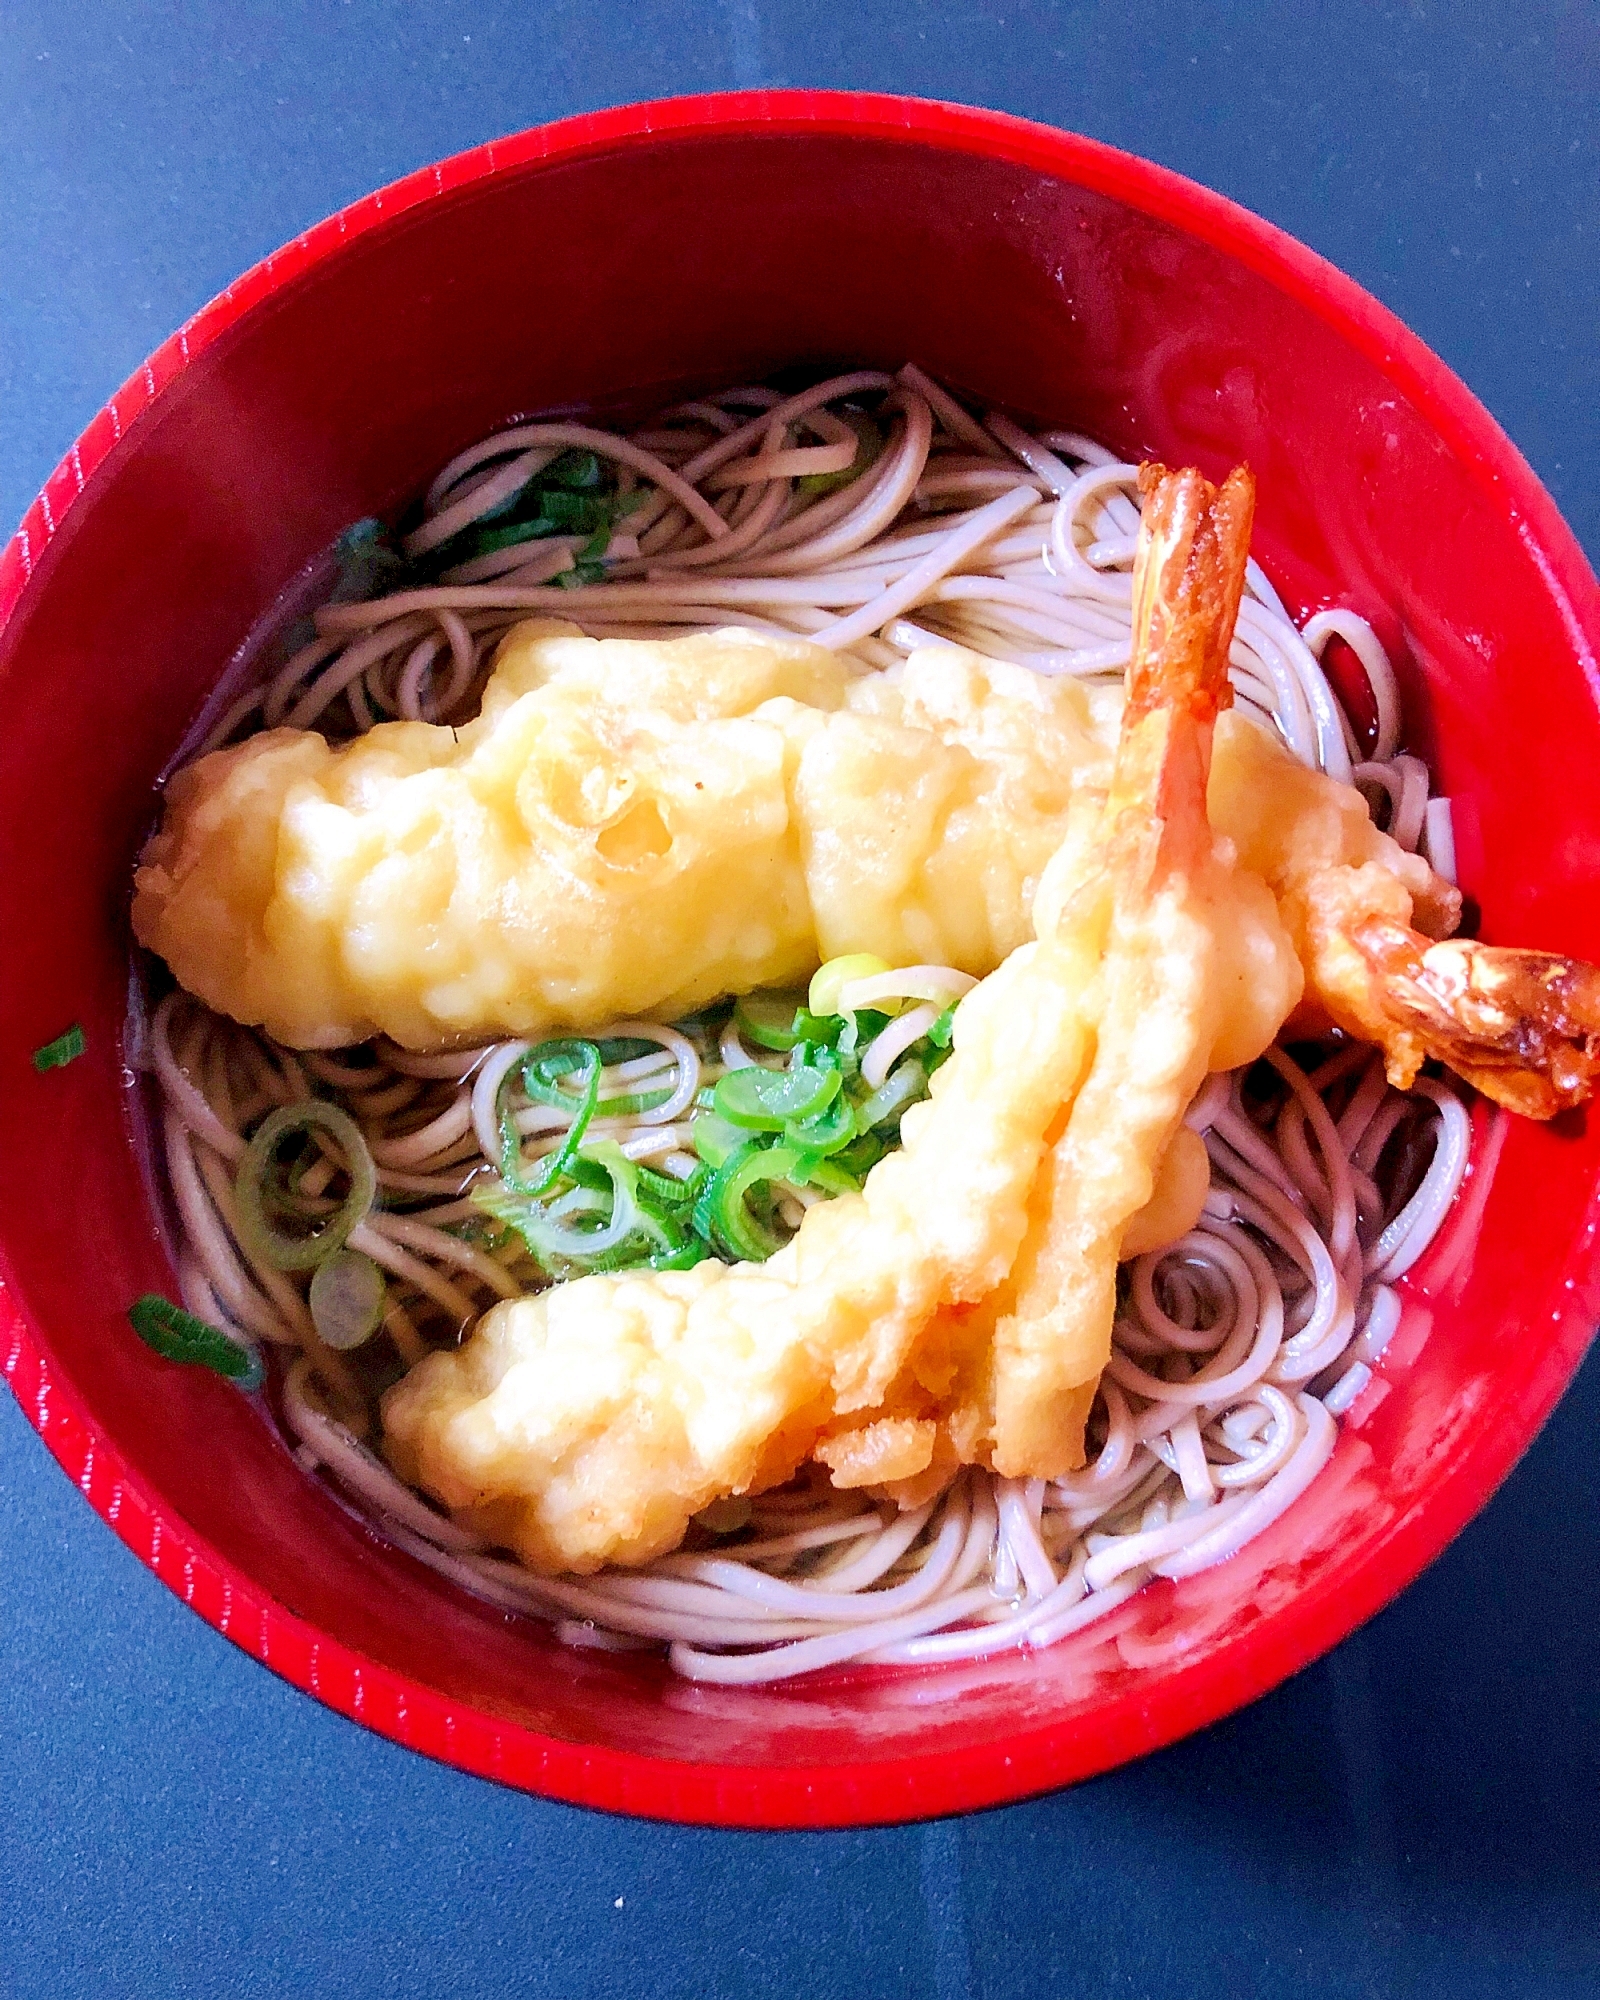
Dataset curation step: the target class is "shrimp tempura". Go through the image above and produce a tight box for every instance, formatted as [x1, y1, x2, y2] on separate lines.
[980, 465, 1261, 1473]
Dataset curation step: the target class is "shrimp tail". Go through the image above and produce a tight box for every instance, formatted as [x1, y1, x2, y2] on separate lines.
[1348, 917, 1600, 1118]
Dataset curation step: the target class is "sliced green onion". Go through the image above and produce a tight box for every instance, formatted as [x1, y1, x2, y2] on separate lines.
[476, 1140, 651, 1273]
[570, 1142, 642, 1251]
[544, 448, 605, 490]
[32, 1024, 86, 1072]
[786, 1151, 862, 1195]
[734, 990, 807, 1052]
[476, 1179, 616, 1270]
[714, 1062, 841, 1131]
[235, 1101, 376, 1271]
[636, 1160, 706, 1210]
[436, 451, 619, 570]
[569, 1147, 707, 1269]
[691, 1112, 748, 1170]
[499, 1042, 601, 1197]
[309, 1250, 387, 1351]
[518, 1037, 669, 1120]
[692, 1142, 801, 1263]
[518, 1039, 602, 1106]
[594, 1035, 662, 1064]
[644, 1236, 707, 1272]
[128, 1294, 262, 1389]
[808, 954, 892, 1017]
[785, 1089, 856, 1156]
[536, 489, 613, 532]
[799, 411, 883, 497]
[832, 1132, 889, 1181]
[928, 1006, 957, 1049]
[462, 517, 562, 559]
[837, 967, 976, 1014]
[789, 1007, 846, 1049]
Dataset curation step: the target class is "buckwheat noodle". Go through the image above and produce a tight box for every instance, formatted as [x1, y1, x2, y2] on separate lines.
[143, 366, 1470, 1683]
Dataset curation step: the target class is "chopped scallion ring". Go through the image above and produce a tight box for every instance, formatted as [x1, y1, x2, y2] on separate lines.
[693, 1142, 802, 1263]
[713, 1062, 841, 1131]
[808, 954, 892, 1017]
[309, 1249, 388, 1351]
[32, 1024, 86, 1071]
[128, 1294, 262, 1388]
[733, 990, 808, 1052]
[235, 1100, 377, 1271]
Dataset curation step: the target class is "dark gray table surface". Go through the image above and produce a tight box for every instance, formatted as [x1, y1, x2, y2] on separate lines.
[3, 6, 1598, 1996]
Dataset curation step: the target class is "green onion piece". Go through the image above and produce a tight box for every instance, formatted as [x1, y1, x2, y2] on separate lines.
[308, 1249, 387, 1351]
[928, 1006, 957, 1050]
[499, 1042, 601, 1196]
[789, 1007, 845, 1049]
[521, 1038, 668, 1121]
[32, 1024, 86, 1071]
[690, 1112, 747, 1170]
[832, 1132, 889, 1181]
[594, 1036, 661, 1064]
[786, 1151, 861, 1194]
[437, 453, 618, 570]
[476, 1139, 652, 1274]
[461, 517, 561, 559]
[692, 1142, 800, 1263]
[835, 1011, 891, 1073]
[734, 990, 808, 1052]
[784, 1089, 856, 1156]
[235, 1101, 377, 1272]
[636, 1160, 706, 1209]
[544, 448, 605, 490]
[535, 489, 612, 532]
[714, 1063, 841, 1131]
[128, 1294, 262, 1389]
[630, 1161, 709, 1267]
[799, 411, 883, 497]
[808, 954, 892, 1017]
[650, 1234, 716, 1272]
[854, 1058, 929, 1135]
[519, 1039, 603, 1105]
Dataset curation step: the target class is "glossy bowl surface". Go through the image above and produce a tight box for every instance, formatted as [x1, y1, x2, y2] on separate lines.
[3, 90, 1598, 1828]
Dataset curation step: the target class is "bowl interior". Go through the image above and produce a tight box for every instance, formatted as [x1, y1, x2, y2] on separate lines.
[3, 103, 1599, 1824]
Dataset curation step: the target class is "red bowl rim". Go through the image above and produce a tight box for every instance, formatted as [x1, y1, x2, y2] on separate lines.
[4, 88, 1599, 1828]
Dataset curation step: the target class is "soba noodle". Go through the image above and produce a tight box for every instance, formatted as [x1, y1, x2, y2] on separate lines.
[143, 366, 1470, 1682]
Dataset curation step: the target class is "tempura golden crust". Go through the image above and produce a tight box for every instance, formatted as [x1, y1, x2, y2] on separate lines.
[132, 624, 1115, 1048]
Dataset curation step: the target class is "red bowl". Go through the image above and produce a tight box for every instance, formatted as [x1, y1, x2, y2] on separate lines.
[4, 91, 1599, 1829]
